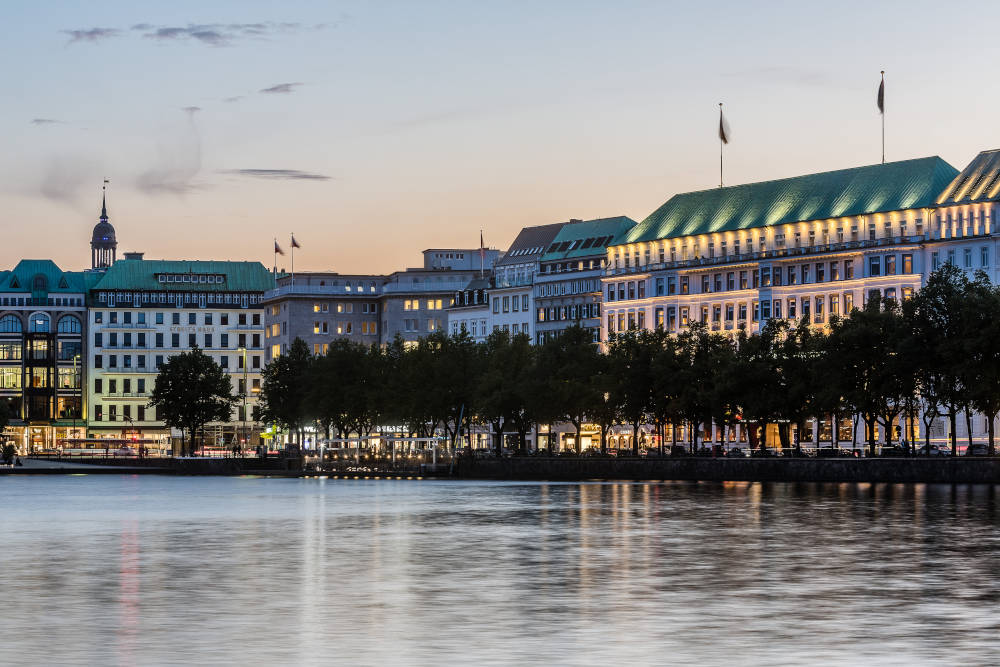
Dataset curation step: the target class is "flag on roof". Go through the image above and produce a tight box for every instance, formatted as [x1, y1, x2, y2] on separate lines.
[718, 104, 730, 144]
[274, 240, 285, 256]
[291, 234, 301, 249]
[877, 72, 885, 114]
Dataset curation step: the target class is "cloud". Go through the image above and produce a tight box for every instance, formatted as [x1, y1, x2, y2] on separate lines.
[39, 156, 100, 204]
[62, 27, 120, 44]
[31, 118, 61, 125]
[134, 22, 303, 47]
[259, 82, 302, 94]
[181, 106, 201, 114]
[223, 96, 244, 103]
[136, 109, 204, 196]
[223, 169, 331, 181]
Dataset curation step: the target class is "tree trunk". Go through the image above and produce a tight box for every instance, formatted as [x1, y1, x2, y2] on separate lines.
[964, 408, 973, 452]
[574, 422, 582, 453]
[949, 409, 958, 456]
[990, 413, 996, 457]
[632, 423, 639, 457]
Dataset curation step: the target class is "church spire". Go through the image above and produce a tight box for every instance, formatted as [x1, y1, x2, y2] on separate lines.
[101, 179, 109, 220]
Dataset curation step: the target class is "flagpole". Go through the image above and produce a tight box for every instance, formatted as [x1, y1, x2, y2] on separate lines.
[273, 238, 277, 275]
[290, 233, 295, 286]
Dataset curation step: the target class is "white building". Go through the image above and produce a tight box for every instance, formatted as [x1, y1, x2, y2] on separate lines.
[87, 256, 274, 452]
[601, 150, 1000, 448]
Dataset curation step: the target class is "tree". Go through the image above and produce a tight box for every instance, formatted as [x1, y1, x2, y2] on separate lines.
[148, 346, 237, 456]
[608, 329, 662, 455]
[258, 338, 313, 447]
[536, 326, 603, 453]
[907, 265, 971, 455]
[962, 271, 1000, 455]
[476, 330, 537, 454]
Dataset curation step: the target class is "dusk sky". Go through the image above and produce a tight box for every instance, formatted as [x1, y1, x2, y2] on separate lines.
[5, 0, 1000, 274]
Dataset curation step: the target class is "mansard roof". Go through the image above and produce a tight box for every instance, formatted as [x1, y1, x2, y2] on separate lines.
[496, 222, 564, 267]
[0, 260, 91, 293]
[935, 149, 1000, 206]
[91, 259, 275, 292]
[541, 216, 637, 261]
[617, 156, 959, 246]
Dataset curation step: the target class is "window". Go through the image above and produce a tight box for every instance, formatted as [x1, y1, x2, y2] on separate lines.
[29, 313, 50, 333]
[156, 312, 164, 325]
[172, 313, 180, 325]
[188, 334, 196, 347]
[815, 263, 824, 283]
[830, 262, 840, 281]
[57, 316, 81, 334]
[885, 255, 896, 275]
[188, 313, 196, 325]
[726, 273, 735, 291]
[932, 252, 940, 270]
[814, 296, 824, 323]
[171, 333, 180, 348]
[492, 298, 500, 314]
[902, 254, 913, 274]
[964, 248, 973, 268]
[982, 246, 990, 267]
[787, 298, 796, 319]
[844, 292, 854, 312]
[801, 265, 809, 284]
[845, 260, 854, 280]
[869, 256, 881, 277]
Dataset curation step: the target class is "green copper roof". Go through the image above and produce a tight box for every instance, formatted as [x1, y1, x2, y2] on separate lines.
[0, 260, 91, 294]
[541, 216, 637, 261]
[617, 156, 959, 245]
[92, 259, 275, 292]
[936, 149, 1000, 205]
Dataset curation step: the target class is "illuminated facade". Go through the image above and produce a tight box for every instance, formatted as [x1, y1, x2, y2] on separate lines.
[602, 150, 1000, 446]
[86, 257, 274, 451]
[0, 261, 89, 452]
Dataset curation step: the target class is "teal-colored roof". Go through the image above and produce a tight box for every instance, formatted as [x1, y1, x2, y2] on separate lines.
[92, 259, 275, 292]
[541, 216, 637, 261]
[617, 156, 959, 245]
[936, 149, 1000, 206]
[0, 260, 91, 293]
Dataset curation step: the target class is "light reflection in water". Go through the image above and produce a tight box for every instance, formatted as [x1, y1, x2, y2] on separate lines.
[1, 477, 998, 666]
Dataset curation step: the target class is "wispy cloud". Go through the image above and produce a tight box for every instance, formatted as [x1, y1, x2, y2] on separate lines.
[136, 109, 204, 196]
[223, 169, 331, 181]
[181, 106, 201, 114]
[31, 118, 61, 125]
[223, 96, 244, 103]
[259, 82, 302, 94]
[134, 22, 303, 47]
[62, 27, 120, 44]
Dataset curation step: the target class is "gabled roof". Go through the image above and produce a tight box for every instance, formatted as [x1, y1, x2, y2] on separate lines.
[496, 222, 564, 266]
[91, 259, 275, 292]
[617, 156, 959, 246]
[0, 260, 90, 293]
[541, 216, 637, 261]
[936, 149, 1000, 206]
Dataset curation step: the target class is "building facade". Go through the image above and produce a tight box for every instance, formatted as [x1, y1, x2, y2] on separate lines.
[601, 151, 1000, 446]
[382, 249, 499, 346]
[488, 222, 563, 340]
[262, 272, 386, 362]
[0, 261, 91, 451]
[86, 257, 274, 452]
[535, 217, 636, 344]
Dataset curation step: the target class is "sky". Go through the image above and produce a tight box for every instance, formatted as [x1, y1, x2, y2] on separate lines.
[4, 0, 1000, 274]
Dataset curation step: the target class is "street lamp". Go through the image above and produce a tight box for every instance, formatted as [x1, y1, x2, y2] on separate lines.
[71, 353, 81, 455]
[237, 346, 247, 456]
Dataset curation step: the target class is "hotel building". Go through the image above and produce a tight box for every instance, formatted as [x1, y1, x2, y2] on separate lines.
[602, 151, 1000, 445]
[87, 256, 274, 451]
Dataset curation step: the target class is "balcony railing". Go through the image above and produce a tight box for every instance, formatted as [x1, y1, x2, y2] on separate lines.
[606, 235, 933, 277]
[264, 284, 382, 299]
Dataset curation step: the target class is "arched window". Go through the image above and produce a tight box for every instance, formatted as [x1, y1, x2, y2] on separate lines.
[0, 315, 22, 333]
[28, 313, 50, 333]
[32, 274, 47, 292]
[57, 316, 82, 334]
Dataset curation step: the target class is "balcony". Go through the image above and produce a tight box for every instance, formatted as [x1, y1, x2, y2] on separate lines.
[605, 235, 932, 278]
[264, 284, 382, 300]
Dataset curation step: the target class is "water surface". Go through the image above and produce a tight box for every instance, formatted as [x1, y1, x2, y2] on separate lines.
[1, 476, 998, 666]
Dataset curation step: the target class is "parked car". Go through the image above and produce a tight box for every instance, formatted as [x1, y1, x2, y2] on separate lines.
[965, 444, 990, 457]
[879, 445, 908, 457]
[727, 448, 746, 458]
[915, 444, 947, 457]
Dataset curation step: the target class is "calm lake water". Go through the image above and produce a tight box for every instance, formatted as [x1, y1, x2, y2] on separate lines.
[1, 477, 998, 666]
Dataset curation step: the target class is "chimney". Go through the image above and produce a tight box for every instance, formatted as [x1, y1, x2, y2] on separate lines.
[123, 252, 144, 260]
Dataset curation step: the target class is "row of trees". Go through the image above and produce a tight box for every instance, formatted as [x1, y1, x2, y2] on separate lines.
[155, 265, 1000, 458]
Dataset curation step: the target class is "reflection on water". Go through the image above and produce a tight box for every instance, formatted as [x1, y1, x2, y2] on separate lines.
[1, 477, 999, 666]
